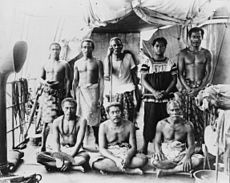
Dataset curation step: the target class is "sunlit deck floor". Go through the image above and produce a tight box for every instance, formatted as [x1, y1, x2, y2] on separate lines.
[13, 105, 194, 183]
[14, 147, 194, 183]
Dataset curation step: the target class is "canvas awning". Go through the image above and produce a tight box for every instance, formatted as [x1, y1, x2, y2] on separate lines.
[0, 0, 229, 78]
[87, 0, 229, 32]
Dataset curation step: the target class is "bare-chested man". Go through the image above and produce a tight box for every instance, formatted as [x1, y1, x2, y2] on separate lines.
[37, 98, 90, 172]
[178, 27, 212, 145]
[152, 99, 203, 177]
[92, 102, 147, 174]
[40, 42, 71, 151]
[72, 39, 104, 148]
[178, 27, 212, 94]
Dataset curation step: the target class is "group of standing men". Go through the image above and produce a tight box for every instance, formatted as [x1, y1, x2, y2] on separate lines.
[37, 36, 145, 173]
[36, 26, 212, 176]
[140, 27, 212, 154]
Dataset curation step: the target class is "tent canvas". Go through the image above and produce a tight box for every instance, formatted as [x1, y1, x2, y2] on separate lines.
[0, 0, 229, 83]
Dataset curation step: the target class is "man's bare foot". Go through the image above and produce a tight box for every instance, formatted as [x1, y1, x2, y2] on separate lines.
[156, 169, 192, 177]
[83, 145, 99, 152]
[55, 158, 63, 168]
[156, 169, 163, 178]
[125, 168, 143, 175]
[152, 159, 177, 169]
[72, 166, 85, 173]
[189, 170, 194, 178]
[99, 170, 107, 175]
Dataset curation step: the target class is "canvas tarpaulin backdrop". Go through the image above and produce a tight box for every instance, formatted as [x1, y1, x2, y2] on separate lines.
[0, 0, 229, 80]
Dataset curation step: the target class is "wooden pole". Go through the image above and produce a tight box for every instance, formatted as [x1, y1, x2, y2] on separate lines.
[109, 55, 112, 102]
[215, 112, 223, 183]
[24, 87, 43, 139]
[215, 139, 219, 183]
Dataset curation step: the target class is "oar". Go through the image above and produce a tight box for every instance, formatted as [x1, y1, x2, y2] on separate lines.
[24, 87, 43, 140]
[215, 115, 223, 183]
[109, 55, 113, 102]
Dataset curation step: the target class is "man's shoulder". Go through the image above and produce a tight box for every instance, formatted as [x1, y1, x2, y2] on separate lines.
[55, 115, 63, 121]
[178, 48, 189, 55]
[123, 119, 133, 124]
[75, 58, 84, 65]
[101, 119, 110, 126]
[184, 120, 194, 130]
[123, 51, 132, 57]
[124, 51, 135, 62]
[102, 119, 132, 127]
[157, 118, 168, 127]
[180, 47, 211, 55]
[94, 57, 102, 62]
[100, 120, 111, 131]
[174, 116, 192, 126]
[120, 119, 133, 127]
[201, 48, 212, 55]
[186, 120, 194, 127]
[42, 60, 50, 68]
[94, 58, 103, 66]
[77, 116, 86, 124]
[56, 59, 66, 64]
[57, 60, 69, 67]
[53, 115, 64, 124]
[118, 119, 134, 132]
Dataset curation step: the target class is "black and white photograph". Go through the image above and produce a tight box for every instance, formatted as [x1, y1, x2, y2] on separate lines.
[0, 0, 230, 182]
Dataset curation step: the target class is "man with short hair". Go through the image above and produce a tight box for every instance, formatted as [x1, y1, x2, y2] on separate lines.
[72, 39, 104, 148]
[40, 42, 71, 152]
[104, 37, 139, 126]
[152, 99, 203, 177]
[37, 98, 90, 172]
[92, 102, 147, 174]
[178, 27, 212, 145]
[140, 37, 178, 154]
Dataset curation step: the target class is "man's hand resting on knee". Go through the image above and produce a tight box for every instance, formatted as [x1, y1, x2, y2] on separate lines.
[60, 160, 71, 172]
[154, 151, 166, 161]
[182, 157, 192, 172]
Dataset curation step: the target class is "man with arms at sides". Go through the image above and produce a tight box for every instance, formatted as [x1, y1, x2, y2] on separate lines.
[178, 27, 212, 146]
[139, 37, 177, 154]
[152, 99, 203, 177]
[72, 39, 104, 149]
[104, 37, 140, 128]
[39, 42, 71, 152]
[92, 102, 147, 174]
[37, 98, 90, 172]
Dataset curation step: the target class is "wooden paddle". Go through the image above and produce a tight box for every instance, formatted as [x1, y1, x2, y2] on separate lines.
[24, 87, 43, 140]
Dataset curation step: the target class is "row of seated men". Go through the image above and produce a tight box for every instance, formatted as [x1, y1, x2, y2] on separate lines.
[37, 98, 203, 177]
[36, 26, 210, 176]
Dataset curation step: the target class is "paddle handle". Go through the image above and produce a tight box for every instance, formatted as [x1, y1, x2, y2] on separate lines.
[109, 55, 113, 102]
